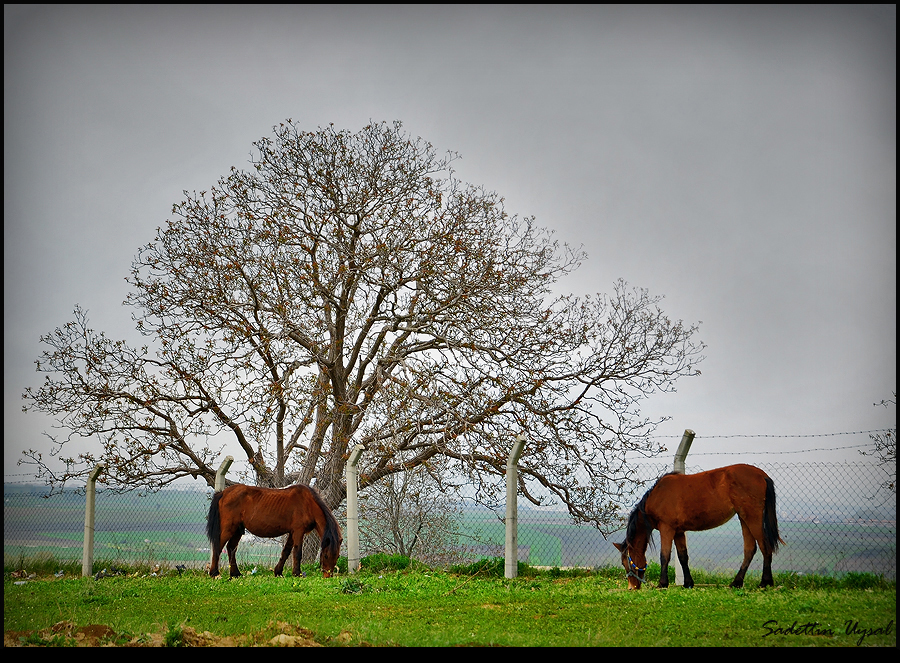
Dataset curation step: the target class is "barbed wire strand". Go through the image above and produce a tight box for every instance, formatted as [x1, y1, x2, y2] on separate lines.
[673, 443, 878, 456]
[647, 430, 894, 456]
[652, 429, 892, 439]
[5, 431, 893, 483]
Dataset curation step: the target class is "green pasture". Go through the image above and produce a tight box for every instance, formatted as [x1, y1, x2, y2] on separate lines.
[4, 556, 896, 647]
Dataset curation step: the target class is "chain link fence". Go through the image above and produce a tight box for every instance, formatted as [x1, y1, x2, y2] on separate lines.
[4, 461, 895, 579]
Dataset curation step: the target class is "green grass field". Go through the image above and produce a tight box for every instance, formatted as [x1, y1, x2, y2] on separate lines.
[4, 556, 896, 647]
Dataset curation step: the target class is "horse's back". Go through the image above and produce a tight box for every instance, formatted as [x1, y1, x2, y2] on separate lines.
[649, 465, 769, 531]
[718, 464, 771, 499]
[722, 463, 769, 481]
[665, 464, 768, 490]
[219, 484, 314, 538]
[221, 483, 305, 505]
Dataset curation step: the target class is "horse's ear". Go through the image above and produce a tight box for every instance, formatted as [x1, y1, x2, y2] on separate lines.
[613, 542, 624, 552]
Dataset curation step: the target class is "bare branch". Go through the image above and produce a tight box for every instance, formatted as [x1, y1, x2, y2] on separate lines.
[23, 120, 704, 524]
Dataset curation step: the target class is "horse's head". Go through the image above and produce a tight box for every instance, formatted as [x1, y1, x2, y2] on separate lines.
[319, 528, 342, 578]
[306, 486, 343, 578]
[613, 540, 647, 590]
[613, 482, 658, 589]
[614, 493, 655, 590]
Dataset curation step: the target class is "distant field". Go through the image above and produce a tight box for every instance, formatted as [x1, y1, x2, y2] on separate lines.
[4, 487, 214, 567]
[462, 510, 896, 578]
[5, 485, 896, 579]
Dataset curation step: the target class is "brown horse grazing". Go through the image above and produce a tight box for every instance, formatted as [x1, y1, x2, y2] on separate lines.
[206, 483, 342, 578]
[613, 464, 784, 590]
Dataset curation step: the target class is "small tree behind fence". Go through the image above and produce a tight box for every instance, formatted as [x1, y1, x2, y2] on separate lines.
[4, 460, 895, 580]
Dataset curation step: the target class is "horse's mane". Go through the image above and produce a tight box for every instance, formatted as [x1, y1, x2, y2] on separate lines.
[303, 484, 342, 555]
[624, 473, 676, 552]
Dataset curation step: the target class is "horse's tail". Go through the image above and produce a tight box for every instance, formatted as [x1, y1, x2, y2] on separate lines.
[206, 491, 223, 546]
[763, 476, 784, 553]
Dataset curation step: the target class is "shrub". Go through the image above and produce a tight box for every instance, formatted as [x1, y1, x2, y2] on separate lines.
[359, 553, 421, 573]
[448, 557, 535, 578]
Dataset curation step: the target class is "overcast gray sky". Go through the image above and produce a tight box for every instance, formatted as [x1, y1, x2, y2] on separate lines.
[4, 5, 896, 482]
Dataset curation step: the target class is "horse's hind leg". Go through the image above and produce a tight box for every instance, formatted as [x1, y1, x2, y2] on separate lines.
[210, 522, 235, 577]
[674, 532, 694, 589]
[760, 549, 775, 588]
[731, 518, 757, 588]
[209, 539, 223, 577]
[757, 523, 776, 588]
[226, 529, 243, 578]
[273, 535, 293, 577]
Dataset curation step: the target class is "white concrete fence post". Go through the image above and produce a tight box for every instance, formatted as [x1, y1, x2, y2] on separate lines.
[673, 430, 695, 475]
[345, 444, 365, 574]
[82, 463, 105, 577]
[214, 456, 233, 492]
[505, 433, 527, 579]
[673, 429, 695, 586]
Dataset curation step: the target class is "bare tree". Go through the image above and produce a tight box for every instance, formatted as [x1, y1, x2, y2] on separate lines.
[22, 120, 704, 532]
[358, 453, 473, 567]
[860, 393, 896, 494]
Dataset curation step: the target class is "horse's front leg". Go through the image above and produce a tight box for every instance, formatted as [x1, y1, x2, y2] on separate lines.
[291, 531, 305, 577]
[674, 532, 694, 589]
[273, 534, 293, 577]
[658, 528, 674, 589]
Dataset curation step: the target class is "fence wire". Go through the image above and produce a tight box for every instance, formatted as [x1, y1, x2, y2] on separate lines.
[4, 461, 895, 579]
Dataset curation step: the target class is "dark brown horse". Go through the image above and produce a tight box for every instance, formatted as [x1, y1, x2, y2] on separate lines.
[613, 464, 784, 590]
[206, 483, 342, 578]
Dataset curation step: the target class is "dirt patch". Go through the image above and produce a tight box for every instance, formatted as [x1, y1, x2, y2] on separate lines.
[4, 620, 322, 647]
[6, 621, 123, 647]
